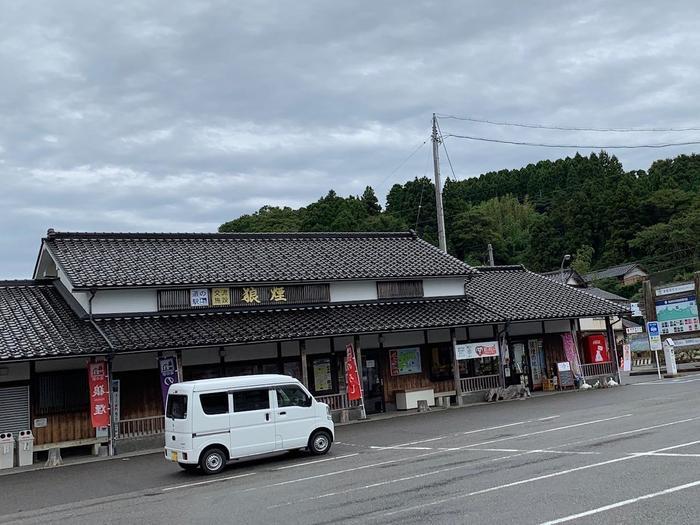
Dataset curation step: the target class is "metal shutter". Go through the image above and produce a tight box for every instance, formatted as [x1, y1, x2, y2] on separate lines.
[0, 385, 30, 437]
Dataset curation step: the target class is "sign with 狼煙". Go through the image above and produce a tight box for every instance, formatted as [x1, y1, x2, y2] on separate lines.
[87, 361, 110, 428]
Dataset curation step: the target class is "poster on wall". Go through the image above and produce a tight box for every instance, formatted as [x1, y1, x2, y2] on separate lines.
[621, 344, 632, 371]
[389, 347, 422, 376]
[655, 296, 699, 335]
[87, 361, 110, 428]
[313, 358, 333, 392]
[455, 341, 499, 360]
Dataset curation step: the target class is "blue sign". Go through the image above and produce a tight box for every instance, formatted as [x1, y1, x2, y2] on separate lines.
[647, 321, 659, 336]
[646, 321, 662, 351]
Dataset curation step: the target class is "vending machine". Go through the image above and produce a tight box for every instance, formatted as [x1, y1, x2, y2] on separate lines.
[583, 334, 610, 363]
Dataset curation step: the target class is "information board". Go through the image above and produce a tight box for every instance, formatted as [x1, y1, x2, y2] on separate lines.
[556, 361, 575, 389]
[389, 347, 422, 376]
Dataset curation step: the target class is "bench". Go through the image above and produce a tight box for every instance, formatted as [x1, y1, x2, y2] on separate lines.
[34, 437, 110, 465]
[434, 390, 456, 407]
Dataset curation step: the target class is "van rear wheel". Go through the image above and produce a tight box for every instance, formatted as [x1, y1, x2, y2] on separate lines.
[308, 430, 332, 455]
[200, 448, 227, 475]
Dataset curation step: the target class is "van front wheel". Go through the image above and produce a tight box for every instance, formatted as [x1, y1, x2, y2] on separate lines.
[200, 448, 227, 475]
[309, 430, 332, 455]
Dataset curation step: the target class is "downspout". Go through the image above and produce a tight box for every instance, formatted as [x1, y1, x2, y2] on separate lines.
[88, 290, 118, 456]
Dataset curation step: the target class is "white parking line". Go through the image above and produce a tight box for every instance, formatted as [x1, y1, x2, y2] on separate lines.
[274, 453, 359, 470]
[162, 472, 255, 492]
[383, 439, 700, 517]
[539, 479, 700, 524]
[633, 452, 700, 458]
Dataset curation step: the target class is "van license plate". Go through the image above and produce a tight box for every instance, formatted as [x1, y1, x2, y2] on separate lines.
[170, 451, 178, 461]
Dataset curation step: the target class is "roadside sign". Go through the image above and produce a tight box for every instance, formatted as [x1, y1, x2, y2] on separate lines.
[625, 326, 643, 335]
[646, 321, 662, 351]
[630, 302, 643, 317]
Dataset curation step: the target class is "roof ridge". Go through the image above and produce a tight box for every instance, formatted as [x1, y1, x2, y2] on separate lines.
[0, 279, 51, 287]
[45, 230, 416, 241]
[474, 265, 525, 272]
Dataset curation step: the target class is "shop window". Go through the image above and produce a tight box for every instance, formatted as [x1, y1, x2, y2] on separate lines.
[200, 392, 229, 415]
[283, 361, 301, 381]
[34, 370, 89, 415]
[276, 386, 312, 408]
[430, 345, 454, 381]
[233, 389, 270, 412]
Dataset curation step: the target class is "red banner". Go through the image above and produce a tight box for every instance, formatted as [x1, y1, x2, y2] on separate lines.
[88, 361, 110, 428]
[345, 344, 362, 401]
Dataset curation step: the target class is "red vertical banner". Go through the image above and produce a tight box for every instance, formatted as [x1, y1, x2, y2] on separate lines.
[88, 361, 111, 428]
[345, 344, 362, 401]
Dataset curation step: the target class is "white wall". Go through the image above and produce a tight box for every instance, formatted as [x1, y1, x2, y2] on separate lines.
[330, 281, 377, 302]
[423, 278, 465, 298]
[56, 266, 90, 312]
[0, 362, 30, 383]
[579, 318, 606, 331]
[91, 289, 158, 314]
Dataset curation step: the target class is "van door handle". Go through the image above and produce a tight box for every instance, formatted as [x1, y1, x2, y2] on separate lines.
[265, 413, 270, 421]
[279, 411, 286, 416]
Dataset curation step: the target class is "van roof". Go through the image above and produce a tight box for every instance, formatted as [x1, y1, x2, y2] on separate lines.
[176, 374, 302, 392]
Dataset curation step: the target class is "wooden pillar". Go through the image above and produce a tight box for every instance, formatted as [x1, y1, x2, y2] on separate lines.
[642, 280, 655, 322]
[451, 328, 463, 405]
[277, 342, 283, 374]
[219, 346, 226, 376]
[300, 340, 309, 388]
[176, 349, 183, 382]
[605, 316, 621, 383]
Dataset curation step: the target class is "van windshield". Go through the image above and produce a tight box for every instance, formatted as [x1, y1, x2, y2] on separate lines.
[166, 394, 188, 419]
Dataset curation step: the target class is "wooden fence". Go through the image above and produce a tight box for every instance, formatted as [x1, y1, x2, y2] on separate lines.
[460, 374, 501, 393]
[315, 393, 363, 411]
[580, 361, 614, 378]
[117, 415, 165, 439]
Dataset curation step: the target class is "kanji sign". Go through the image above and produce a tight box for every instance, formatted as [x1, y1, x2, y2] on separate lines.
[345, 344, 362, 401]
[211, 288, 231, 306]
[158, 356, 180, 407]
[88, 361, 110, 428]
[190, 288, 209, 307]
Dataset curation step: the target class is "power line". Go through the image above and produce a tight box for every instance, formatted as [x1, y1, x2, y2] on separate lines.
[377, 138, 429, 189]
[435, 118, 458, 180]
[443, 134, 700, 149]
[436, 114, 700, 133]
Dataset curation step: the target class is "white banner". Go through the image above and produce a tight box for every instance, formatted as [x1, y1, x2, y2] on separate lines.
[455, 341, 499, 360]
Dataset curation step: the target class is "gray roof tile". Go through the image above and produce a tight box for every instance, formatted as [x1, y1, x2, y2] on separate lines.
[0, 281, 108, 361]
[466, 266, 629, 321]
[43, 231, 476, 289]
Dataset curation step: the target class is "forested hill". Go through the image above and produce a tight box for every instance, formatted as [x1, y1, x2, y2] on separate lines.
[219, 152, 700, 283]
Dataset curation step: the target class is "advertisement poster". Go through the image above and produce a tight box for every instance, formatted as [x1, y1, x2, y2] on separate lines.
[158, 356, 180, 407]
[528, 339, 545, 388]
[389, 348, 421, 376]
[345, 344, 362, 401]
[313, 358, 332, 392]
[655, 296, 699, 335]
[455, 341, 499, 360]
[88, 361, 110, 428]
[621, 344, 632, 371]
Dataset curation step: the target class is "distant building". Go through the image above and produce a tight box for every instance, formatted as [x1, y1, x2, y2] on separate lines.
[584, 263, 648, 287]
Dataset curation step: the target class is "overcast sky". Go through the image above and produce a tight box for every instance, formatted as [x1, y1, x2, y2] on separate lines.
[2, 1, 700, 278]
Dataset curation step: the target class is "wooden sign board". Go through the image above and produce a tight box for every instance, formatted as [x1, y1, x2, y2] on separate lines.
[556, 361, 575, 389]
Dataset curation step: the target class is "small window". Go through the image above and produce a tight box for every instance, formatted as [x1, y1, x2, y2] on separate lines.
[200, 392, 229, 415]
[277, 385, 312, 408]
[233, 389, 270, 412]
[166, 394, 188, 419]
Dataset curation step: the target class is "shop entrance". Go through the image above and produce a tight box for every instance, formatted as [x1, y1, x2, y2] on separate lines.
[508, 338, 546, 390]
[361, 350, 385, 414]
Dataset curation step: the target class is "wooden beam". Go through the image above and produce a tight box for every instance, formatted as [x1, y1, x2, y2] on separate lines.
[451, 328, 463, 405]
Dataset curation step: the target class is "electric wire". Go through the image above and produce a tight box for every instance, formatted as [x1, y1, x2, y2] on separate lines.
[435, 118, 458, 180]
[436, 114, 700, 133]
[442, 134, 700, 149]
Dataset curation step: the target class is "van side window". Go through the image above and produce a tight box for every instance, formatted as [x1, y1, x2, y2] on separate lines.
[233, 389, 270, 412]
[276, 386, 312, 408]
[166, 394, 187, 419]
[200, 392, 229, 415]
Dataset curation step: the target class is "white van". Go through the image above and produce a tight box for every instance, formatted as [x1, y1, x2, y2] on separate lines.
[164, 374, 334, 474]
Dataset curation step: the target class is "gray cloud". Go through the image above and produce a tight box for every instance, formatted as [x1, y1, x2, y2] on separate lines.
[1, 0, 700, 277]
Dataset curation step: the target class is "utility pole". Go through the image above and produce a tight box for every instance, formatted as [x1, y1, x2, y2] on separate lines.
[432, 113, 448, 252]
[487, 243, 495, 266]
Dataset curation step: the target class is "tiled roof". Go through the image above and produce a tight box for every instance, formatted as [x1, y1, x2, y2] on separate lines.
[95, 298, 502, 351]
[466, 266, 628, 321]
[585, 286, 630, 303]
[584, 262, 644, 282]
[540, 269, 586, 286]
[0, 281, 108, 361]
[42, 230, 476, 289]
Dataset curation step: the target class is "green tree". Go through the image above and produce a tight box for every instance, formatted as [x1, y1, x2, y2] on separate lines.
[571, 245, 594, 275]
[360, 186, 381, 215]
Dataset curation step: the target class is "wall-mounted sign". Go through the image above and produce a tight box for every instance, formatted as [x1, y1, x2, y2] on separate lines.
[389, 347, 422, 376]
[158, 356, 180, 407]
[655, 296, 699, 335]
[190, 288, 209, 307]
[655, 282, 695, 297]
[626, 326, 643, 334]
[630, 303, 643, 317]
[455, 341, 499, 360]
[33, 418, 47, 428]
[211, 287, 231, 306]
[87, 361, 110, 428]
